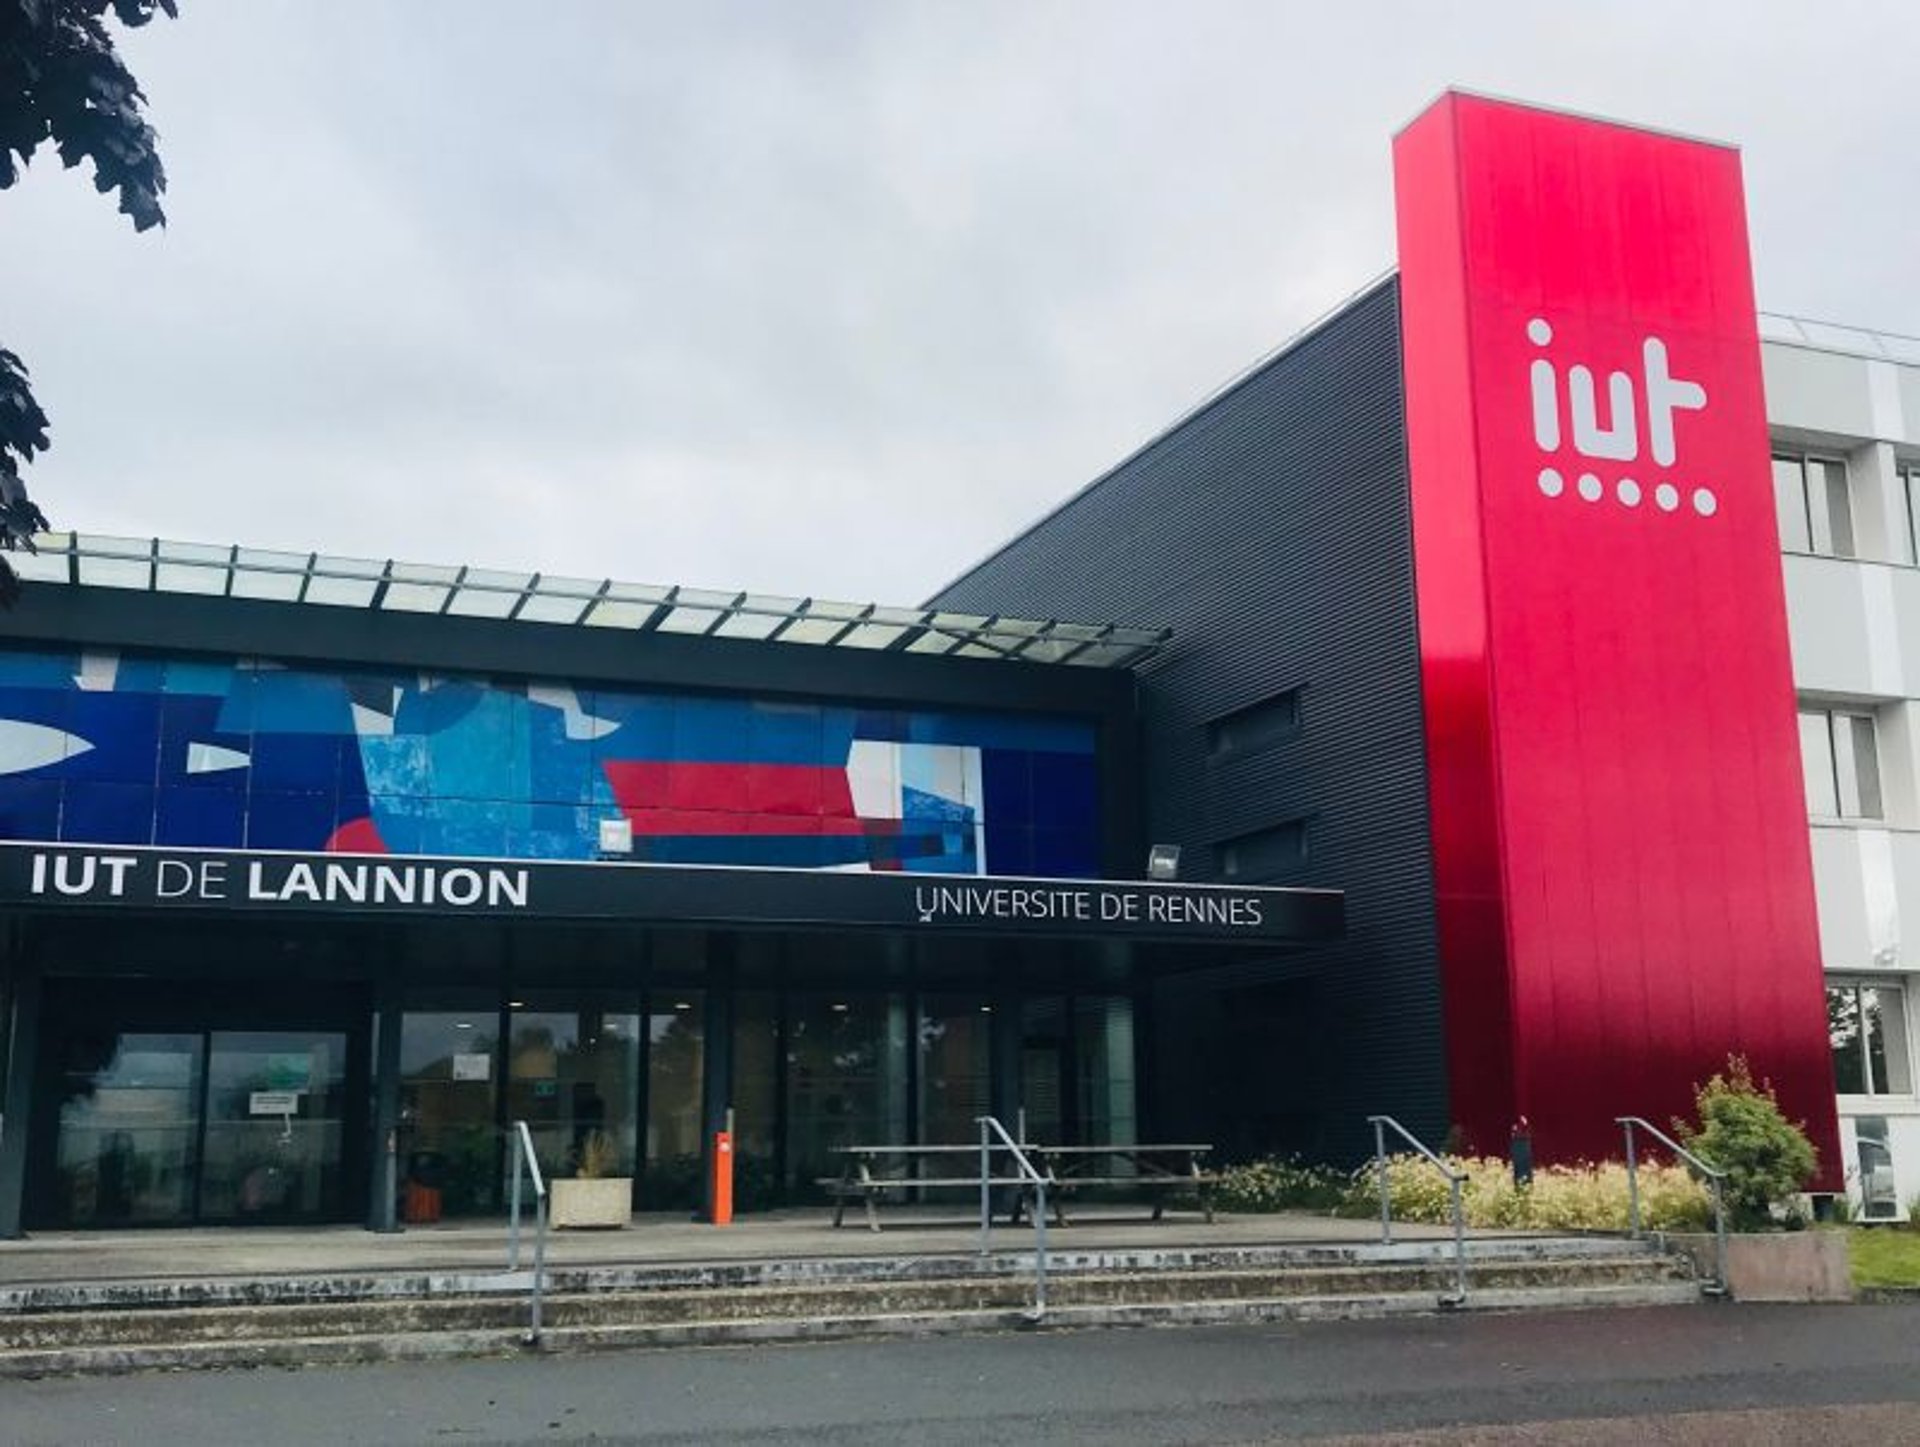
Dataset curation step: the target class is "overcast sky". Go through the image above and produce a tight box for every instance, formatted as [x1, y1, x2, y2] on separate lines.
[3, 1, 1916, 609]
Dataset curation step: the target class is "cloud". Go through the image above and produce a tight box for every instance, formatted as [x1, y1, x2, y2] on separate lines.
[1, 0, 1914, 608]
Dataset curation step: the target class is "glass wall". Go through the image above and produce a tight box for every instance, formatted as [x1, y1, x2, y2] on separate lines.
[507, 995, 640, 1185]
[1075, 995, 1138, 1148]
[398, 1003, 500, 1219]
[785, 994, 908, 1191]
[917, 995, 992, 1145]
[1019, 998, 1066, 1144]
[643, 992, 705, 1207]
[732, 989, 781, 1206]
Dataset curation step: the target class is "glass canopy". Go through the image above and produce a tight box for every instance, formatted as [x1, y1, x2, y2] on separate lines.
[1758, 312, 1920, 366]
[12, 533, 1170, 669]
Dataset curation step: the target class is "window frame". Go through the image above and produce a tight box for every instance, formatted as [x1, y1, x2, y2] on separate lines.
[1828, 978, 1914, 1100]
[1205, 686, 1303, 762]
[1799, 705, 1884, 821]
[1772, 451, 1855, 559]
[1901, 461, 1920, 567]
[1215, 816, 1312, 882]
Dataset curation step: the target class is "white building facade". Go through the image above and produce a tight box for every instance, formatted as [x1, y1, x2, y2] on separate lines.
[1765, 317, 1920, 1219]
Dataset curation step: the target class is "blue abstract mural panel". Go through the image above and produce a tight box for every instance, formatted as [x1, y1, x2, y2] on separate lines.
[0, 647, 1103, 877]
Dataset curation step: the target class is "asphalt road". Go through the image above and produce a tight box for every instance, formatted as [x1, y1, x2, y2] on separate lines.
[7, 1304, 1920, 1446]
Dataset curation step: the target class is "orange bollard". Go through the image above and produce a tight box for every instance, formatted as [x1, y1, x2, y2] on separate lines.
[711, 1130, 734, 1226]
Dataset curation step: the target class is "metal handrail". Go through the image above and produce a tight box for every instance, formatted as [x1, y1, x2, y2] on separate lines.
[507, 1120, 550, 1344]
[1367, 1115, 1467, 1307]
[976, 1115, 1051, 1321]
[1616, 1116, 1728, 1295]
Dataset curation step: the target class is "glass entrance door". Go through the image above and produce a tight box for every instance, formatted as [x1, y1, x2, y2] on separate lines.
[47, 1027, 352, 1226]
[198, 1031, 349, 1224]
[54, 1032, 203, 1227]
[34, 972, 370, 1230]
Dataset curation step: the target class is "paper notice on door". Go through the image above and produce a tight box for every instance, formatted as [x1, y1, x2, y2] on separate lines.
[452, 1052, 492, 1082]
[249, 1090, 301, 1116]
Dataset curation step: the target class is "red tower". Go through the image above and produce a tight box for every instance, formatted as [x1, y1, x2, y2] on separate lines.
[1394, 92, 1841, 1181]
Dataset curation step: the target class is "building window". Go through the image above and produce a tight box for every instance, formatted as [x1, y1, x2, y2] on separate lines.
[1206, 687, 1302, 760]
[1828, 981, 1913, 1097]
[1799, 707, 1882, 819]
[1772, 454, 1853, 557]
[1901, 463, 1920, 566]
[1217, 817, 1311, 880]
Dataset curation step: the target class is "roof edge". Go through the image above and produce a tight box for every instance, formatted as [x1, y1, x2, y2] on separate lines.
[924, 268, 1399, 606]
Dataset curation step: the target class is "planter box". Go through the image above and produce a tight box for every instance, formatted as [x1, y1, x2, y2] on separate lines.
[1663, 1230, 1851, 1302]
[550, 1177, 632, 1230]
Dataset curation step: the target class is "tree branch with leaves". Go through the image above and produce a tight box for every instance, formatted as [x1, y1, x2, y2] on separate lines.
[0, 0, 177, 604]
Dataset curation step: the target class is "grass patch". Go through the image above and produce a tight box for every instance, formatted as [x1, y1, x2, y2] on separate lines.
[1847, 1226, 1920, 1290]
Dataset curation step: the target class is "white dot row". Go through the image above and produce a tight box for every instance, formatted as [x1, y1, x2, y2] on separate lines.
[1538, 468, 1717, 517]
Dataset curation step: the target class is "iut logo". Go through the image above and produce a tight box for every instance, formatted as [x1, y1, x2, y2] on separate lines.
[1527, 318, 1718, 518]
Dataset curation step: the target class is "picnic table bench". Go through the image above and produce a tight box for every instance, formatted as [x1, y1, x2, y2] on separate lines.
[820, 1144, 1062, 1233]
[820, 1141, 1215, 1231]
[1030, 1143, 1217, 1225]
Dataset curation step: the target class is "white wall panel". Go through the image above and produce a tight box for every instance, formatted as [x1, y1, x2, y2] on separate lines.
[1812, 825, 1873, 971]
[1775, 338, 1920, 1178]
[1899, 367, 1920, 446]
[1785, 555, 1875, 693]
[1892, 832, 1920, 969]
[1763, 343, 1876, 438]
[1890, 571, 1920, 686]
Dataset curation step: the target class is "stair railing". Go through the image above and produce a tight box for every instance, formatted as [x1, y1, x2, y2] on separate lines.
[1616, 1116, 1728, 1295]
[1367, 1114, 1467, 1307]
[506, 1119, 550, 1345]
[976, 1114, 1051, 1322]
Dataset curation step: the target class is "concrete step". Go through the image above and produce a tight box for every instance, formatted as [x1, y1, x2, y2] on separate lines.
[0, 1281, 1709, 1379]
[0, 1237, 1707, 1376]
[0, 1254, 1692, 1351]
[0, 1234, 1676, 1313]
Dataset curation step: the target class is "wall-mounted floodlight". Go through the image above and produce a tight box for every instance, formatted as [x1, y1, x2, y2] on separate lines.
[598, 817, 634, 855]
[1146, 844, 1182, 881]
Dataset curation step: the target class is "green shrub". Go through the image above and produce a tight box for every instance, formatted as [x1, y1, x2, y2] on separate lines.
[1674, 1055, 1818, 1231]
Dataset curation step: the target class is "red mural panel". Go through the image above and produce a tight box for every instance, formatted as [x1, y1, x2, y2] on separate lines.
[1394, 93, 1841, 1182]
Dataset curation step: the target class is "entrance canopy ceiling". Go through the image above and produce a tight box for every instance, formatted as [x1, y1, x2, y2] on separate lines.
[15, 533, 1171, 670]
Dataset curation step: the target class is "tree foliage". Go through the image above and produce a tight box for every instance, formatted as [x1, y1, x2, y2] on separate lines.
[0, 0, 177, 604]
[1675, 1054, 1819, 1230]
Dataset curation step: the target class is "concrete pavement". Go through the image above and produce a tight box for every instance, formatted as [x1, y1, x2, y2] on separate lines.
[0, 1208, 1465, 1288]
[4, 1304, 1918, 1444]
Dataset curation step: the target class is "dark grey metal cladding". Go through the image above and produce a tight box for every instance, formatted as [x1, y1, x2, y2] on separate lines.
[930, 278, 1445, 1163]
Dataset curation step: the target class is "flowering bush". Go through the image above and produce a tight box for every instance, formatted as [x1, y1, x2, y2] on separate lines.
[1216, 1151, 1712, 1232]
[1212, 1157, 1352, 1214]
[1357, 1152, 1712, 1232]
